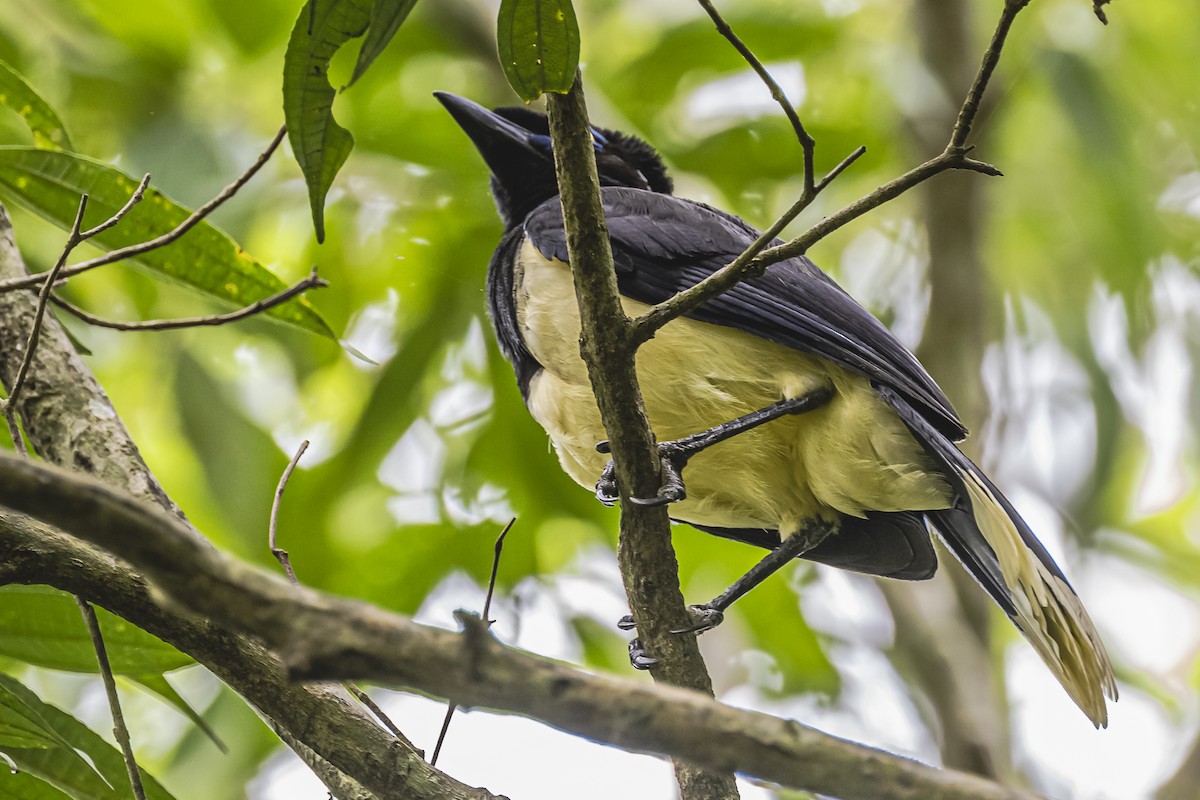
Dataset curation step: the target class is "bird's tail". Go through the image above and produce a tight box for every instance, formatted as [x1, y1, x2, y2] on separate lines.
[877, 386, 1117, 727]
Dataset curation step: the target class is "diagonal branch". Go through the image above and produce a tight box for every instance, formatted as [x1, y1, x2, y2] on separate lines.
[696, 0, 815, 191]
[51, 266, 327, 333]
[0, 204, 496, 800]
[0, 125, 286, 295]
[545, 77, 739, 800]
[0, 453, 1035, 800]
[631, 0, 1033, 341]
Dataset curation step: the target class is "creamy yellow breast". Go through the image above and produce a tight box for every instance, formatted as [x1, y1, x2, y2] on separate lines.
[514, 240, 952, 535]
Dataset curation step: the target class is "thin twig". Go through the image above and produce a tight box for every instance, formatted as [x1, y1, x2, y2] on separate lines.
[696, 0, 815, 192]
[630, 145, 866, 345]
[0, 126, 287, 295]
[430, 517, 515, 766]
[1, 177, 149, 454]
[629, 0, 1029, 341]
[51, 266, 327, 333]
[2, 196, 88, 454]
[344, 684, 421, 751]
[270, 439, 310, 585]
[267, 441, 413, 748]
[75, 596, 147, 800]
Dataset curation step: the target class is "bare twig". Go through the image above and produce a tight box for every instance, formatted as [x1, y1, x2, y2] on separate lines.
[630, 145, 865, 345]
[631, 0, 1032, 340]
[344, 684, 420, 751]
[4, 177, 151, 453]
[266, 440, 414, 751]
[696, 0, 815, 191]
[51, 266, 327, 332]
[75, 596, 148, 800]
[0, 125, 287, 295]
[270, 439, 309, 584]
[431, 517, 515, 766]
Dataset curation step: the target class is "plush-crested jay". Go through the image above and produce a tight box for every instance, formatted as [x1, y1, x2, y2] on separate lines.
[436, 92, 1116, 727]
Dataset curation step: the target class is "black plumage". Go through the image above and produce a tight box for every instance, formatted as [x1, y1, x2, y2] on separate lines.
[437, 91, 1116, 725]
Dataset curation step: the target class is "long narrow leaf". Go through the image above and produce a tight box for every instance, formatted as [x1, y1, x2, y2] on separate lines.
[129, 675, 226, 754]
[0, 587, 191, 676]
[0, 676, 177, 800]
[497, 0, 580, 101]
[283, 0, 371, 243]
[0, 148, 334, 339]
[0, 60, 72, 151]
[348, 0, 419, 88]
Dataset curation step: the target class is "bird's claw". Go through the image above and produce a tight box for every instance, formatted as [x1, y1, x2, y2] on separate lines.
[670, 604, 725, 635]
[593, 440, 692, 507]
[617, 614, 637, 631]
[595, 459, 619, 506]
[628, 638, 658, 670]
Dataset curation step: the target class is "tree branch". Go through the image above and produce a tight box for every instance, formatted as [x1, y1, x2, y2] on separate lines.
[631, 0, 1033, 340]
[0, 453, 1035, 800]
[544, 77, 739, 800]
[0, 513, 502, 800]
[0, 204, 497, 800]
[51, 266, 327, 333]
[696, 0, 815, 191]
[0, 125, 286, 295]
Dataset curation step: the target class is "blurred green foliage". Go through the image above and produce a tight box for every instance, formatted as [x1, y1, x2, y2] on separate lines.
[0, 0, 1197, 797]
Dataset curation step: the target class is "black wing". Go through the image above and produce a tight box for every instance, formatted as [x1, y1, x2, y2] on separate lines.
[524, 187, 967, 441]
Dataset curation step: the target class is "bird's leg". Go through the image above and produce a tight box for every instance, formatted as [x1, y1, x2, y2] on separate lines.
[672, 518, 837, 634]
[618, 518, 839, 668]
[594, 384, 834, 506]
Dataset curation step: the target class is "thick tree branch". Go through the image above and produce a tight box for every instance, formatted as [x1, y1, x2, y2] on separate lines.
[0, 454, 1035, 800]
[544, 77, 739, 800]
[631, 0, 1033, 341]
[0, 513, 500, 800]
[0, 204, 496, 799]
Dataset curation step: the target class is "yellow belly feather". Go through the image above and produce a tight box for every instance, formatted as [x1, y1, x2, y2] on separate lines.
[516, 241, 952, 536]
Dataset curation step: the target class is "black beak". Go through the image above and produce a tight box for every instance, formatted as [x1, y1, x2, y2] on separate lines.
[434, 92, 548, 175]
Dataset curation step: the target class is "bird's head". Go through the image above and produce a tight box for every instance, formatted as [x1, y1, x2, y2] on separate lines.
[436, 92, 673, 228]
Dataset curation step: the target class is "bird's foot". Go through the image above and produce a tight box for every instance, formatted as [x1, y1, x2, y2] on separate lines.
[593, 439, 693, 507]
[595, 458, 619, 506]
[670, 603, 725, 635]
[628, 638, 658, 670]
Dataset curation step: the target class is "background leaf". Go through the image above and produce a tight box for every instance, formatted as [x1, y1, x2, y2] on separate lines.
[0, 61, 72, 151]
[497, 0, 580, 101]
[282, 0, 370, 243]
[128, 676, 225, 754]
[348, 0, 419, 88]
[0, 148, 334, 339]
[0, 675, 177, 800]
[0, 587, 191, 675]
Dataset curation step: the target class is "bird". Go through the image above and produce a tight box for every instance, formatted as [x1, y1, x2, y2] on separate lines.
[436, 91, 1117, 727]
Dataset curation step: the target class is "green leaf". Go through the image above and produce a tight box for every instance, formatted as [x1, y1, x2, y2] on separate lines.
[0, 587, 191, 676]
[0, 675, 177, 800]
[0, 770, 73, 800]
[0, 148, 335, 339]
[0, 60, 72, 151]
[283, 0, 371, 243]
[0, 680, 73, 752]
[497, 0, 580, 101]
[129, 675, 226, 754]
[347, 0, 419, 88]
